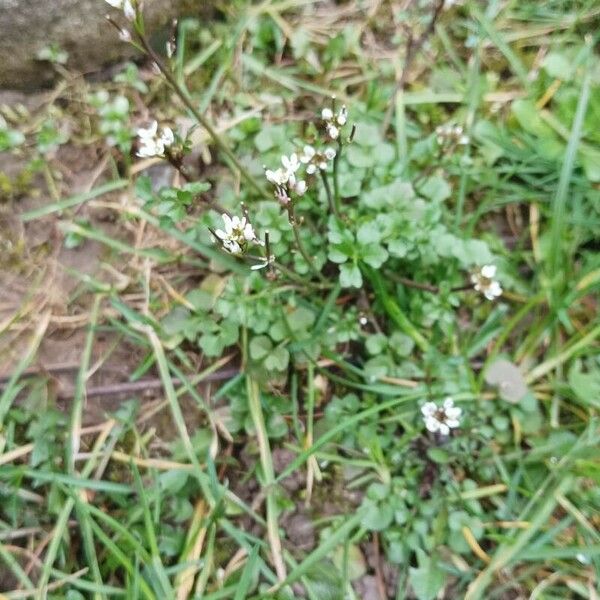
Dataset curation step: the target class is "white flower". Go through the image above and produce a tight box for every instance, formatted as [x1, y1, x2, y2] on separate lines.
[481, 264, 496, 279]
[299, 144, 335, 176]
[265, 168, 288, 186]
[136, 121, 175, 158]
[421, 397, 462, 436]
[214, 214, 258, 254]
[123, 0, 135, 20]
[321, 107, 334, 121]
[326, 123, 339, 140]
[105, 0, 135, 20]
[251, 253, 275, 271]
[266, 154, 308, 196]
[118, 27, 132, 42]
[281, 153, 300, 176]
[294, 179, 307, 195]
[137, 120, 158, 140]
[436, 123, 469, 146]
[300, 145, 316, 164]
[471, 264, 503, 300]
[160, 127, 174, 147]
[321, 103, 349, 139]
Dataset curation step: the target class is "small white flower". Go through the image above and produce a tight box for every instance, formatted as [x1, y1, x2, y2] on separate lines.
[137, 138, 161, 158]
[137, 120, 158, 140]
[321, 107, 334, 121]
[266, 154, 308, 196]
[214, 214, 258, 255]
[421, 397, 462, 436]
[118, 28, 132, 42]
[281, 153, 300, 175]
[166, 40, 176, 58]
[436, 122, 469, 146]
[300, 145, 316, 163]
[105, 0, 135, 20]
[265, 168, 287, 186]
[123, 0, 135, 20]
[471, 264, 503, 300]
[136, 121, 174, 158]
[160, 127, 174, 147]
[251, 254, 275, 271]
[294, 179, 307, 196]
[326, 123, 339, 140]
[481, 264, 496, 279]
[301, 145, 335, 175]
[337, 105, 348, 126]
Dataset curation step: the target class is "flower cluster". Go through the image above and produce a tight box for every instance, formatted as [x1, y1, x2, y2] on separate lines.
[435, 123, 469, 146]
[105, 0, 135, 21]
[214, 214, 261, 255]
[421, 398, 462, 436]
[136, 121, 174, 158]
[321, 104, 348, 140]
[265, 153, 307, 197]
[299, 144, 336, 175]
[471, 264, 502, 300]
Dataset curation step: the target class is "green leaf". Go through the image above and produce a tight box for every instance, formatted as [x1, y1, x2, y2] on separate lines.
[363, 180, 414, 210]
[302, 560, 344, 600]
[198, 333, 224, 357]
[419, 175, 451, 202]
[389, 332, 414, 357]
[366, 333, 388, 355]
[264, 346, 290, 371]
[511, 99, 554, 137]
[360, 244, 388, 268]
[346, 144, 376, 168]
[287, 306, 315, 332]
[568, 361, 600, 408]
[542, 52, 573, 80]
[254, 125, 287, 152]
[408, 550, 446, 600]
[339, 262, 362, 288]
[361, 500, 393, 531]
[352, 122, 382, 147]
[356, 221, 382, 246]
[250, 335, 272, 361]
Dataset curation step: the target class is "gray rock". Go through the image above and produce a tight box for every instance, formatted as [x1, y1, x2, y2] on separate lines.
[0, 0, 208, 89]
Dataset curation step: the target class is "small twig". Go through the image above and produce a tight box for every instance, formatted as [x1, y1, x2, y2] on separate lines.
[383, 0, 446, 132]
[386, 272, 474, 294]
[52, 369, 239, 401]
[372, 532, 387, 600]
[164, 148, 193, 182]
[134, 31, 268, 199]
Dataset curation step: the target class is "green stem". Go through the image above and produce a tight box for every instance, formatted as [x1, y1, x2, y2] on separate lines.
[288, 205, 327, 283]
[363, 265, 430, 353]
[135, 33, 268, 200]
[332, 140, 342, 212]
[246, 376, 287, 582]
[320, 170, 339, 219]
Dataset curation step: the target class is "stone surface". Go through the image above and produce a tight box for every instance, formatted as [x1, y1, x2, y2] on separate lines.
[0, 0, 206, 89]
